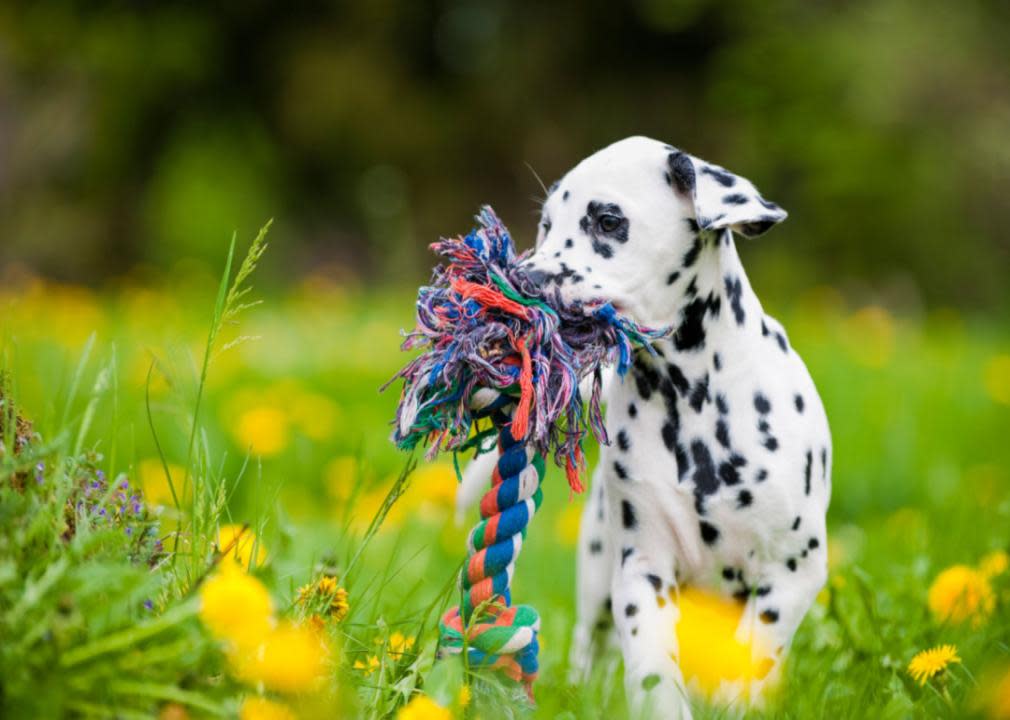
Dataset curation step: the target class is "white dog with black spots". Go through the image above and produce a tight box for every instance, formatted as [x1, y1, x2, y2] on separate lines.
[458, 136, 831, 718]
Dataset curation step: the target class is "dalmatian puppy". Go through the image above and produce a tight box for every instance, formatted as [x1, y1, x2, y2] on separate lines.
[463, 136, 831, 717]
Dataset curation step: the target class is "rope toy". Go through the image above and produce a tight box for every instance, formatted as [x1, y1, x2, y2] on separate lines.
[388, 206, 665, 697]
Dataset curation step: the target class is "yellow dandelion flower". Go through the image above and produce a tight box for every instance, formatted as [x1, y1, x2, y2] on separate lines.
[675, 587, 775, 697]
[157, 702, 190, 720]
[387, 631, 416, 661]
[908, 644, 960, 686]
[397, 694, 451, 720]
[983, 354, 1010, 406]
[318, 576, 338, 595]
[233, 621, 329, 693]
[235, 406, 290, 457]
[218, 524, 268, 569]
[199, 564, 274, 650]
[296, 583, 314, 605]
[138, 459, 187, 507]
[979, 550, 1009, 579]
[353, 655, 380, 676]
[928, 565, 995, 626]
[554, 501, 582, 548]
[239, 697, 296, 720]
[983, 665, 1010, 719]
[308, 614, 326, 634]
[328, 586, 349, 622]
[324, 456, 358, 502]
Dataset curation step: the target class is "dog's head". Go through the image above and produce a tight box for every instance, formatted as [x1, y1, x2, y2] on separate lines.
[526, 136, 786, 326]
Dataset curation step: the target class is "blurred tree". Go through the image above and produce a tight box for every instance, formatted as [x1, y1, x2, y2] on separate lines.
[0, 0, 1007, 308]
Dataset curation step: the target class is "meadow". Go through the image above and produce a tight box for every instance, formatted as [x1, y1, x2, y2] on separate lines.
[1, 237, 1009, 719]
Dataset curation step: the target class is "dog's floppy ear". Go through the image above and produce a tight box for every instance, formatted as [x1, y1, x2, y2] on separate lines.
[667, 151, 787, 238]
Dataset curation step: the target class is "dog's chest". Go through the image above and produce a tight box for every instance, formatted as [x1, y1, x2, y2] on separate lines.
[600, 332, 830, 579]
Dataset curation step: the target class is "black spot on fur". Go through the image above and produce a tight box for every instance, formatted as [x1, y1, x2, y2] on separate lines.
[563, 190, 570, 201]
[821, 447, 828, 478]
[775, 331, 788, 352]
[674, 295, 717, 351]
[719, 462, 742, 486]
[756, 468, 769, 482]
[722, 567, 735, 581]
[665, 271, 680, 286]
[621, 547, 633, 565]
[667, 152, 696, 195]
[804, 450, 813, 495]
[625, 603, 638, 617]
[646, 574, 663, 592]
[808, 537, 820, 550]
[794, 394, 805, 413]
[737, 489, 753, 507]
[760, 609, 779, 624]
[564, 237, 573, 249]
[633, 357, 661, 401]
[661, 422, 678, 452]
[764, 436, 779, 452]
[754, 393, 771, 414]
[628, 403, 637, 418]
[682, 236, 702, 268]
[756, 585, 772, 597]
[621, 500, 637, 529]
[715, 394, 729, 414]
[792, 516, 801, 531]
[713, 352, 722, 371]
[715, 419, 731, 449]
[589, 539, 603, 554]
[701, 165, 736, 187]
[724, 275, 745, 325]
[613, 461, 629, 480]
[689, 375, 710, 412]
[699, 520, 720, 545]
[666, 364, 690, 396]
[591, 237, 614, 258]
[675, 444, 689, 481]
[617, 429, 630, 452]
[691, 440, 719, 496]
[786, 558, 797, 572]
[723, 193, 749, 205]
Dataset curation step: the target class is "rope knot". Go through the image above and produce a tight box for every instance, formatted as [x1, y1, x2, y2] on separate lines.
[437, 407, 544, 697]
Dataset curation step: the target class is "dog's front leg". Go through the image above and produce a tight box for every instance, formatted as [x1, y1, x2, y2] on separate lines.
[611, 549, 693, 720]
[568, 465, 613, 683]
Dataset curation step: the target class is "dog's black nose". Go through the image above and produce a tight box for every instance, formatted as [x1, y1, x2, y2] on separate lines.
[525, 268, 552, 286]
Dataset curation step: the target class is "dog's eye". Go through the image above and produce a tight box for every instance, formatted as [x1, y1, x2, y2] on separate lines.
[597, 214, 621, 233]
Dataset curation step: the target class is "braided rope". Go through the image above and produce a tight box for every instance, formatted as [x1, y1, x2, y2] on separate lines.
[438, 403, 544, 696]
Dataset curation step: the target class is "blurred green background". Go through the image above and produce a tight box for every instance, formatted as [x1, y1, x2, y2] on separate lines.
[2, 0, 1009, 310]
[3, 4, 1010, 716]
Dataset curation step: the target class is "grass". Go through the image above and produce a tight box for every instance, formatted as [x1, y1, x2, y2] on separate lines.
[1, 239, 1009, 719]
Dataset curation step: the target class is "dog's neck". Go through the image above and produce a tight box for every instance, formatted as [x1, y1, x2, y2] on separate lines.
[650, 228, 765, 365]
